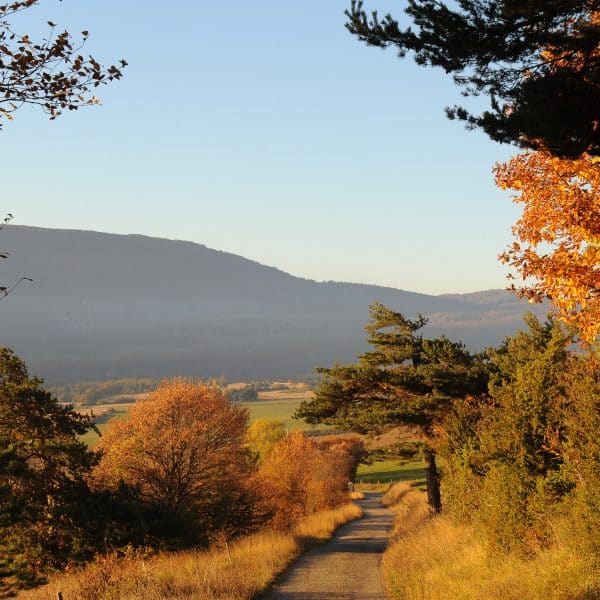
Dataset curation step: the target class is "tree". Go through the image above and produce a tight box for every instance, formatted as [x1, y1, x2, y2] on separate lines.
[93, 380, 258, 544]
[296, 302, 489, 513]
[495, 151, 600, 342]
[0, 347, 98, 594]
[439, 315, 598, 554]
[345, 0, 600, 157]
[246, 419, 286, 463]
[257, 431, 353, 529]
[561, 350, 600, 556]
[0, 1, 126, 131]
[317, 434, 365, 482]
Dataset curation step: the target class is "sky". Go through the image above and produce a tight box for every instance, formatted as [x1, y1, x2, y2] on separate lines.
[5, 0, 521, 295]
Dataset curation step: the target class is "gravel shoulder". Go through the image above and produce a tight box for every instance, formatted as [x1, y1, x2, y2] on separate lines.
[263, 492, 395, 600]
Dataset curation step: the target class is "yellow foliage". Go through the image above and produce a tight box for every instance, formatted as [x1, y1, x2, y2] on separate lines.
[245, 418, 286, 462]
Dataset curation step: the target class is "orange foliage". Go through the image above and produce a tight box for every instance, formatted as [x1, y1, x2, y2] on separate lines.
[540, 8, 600, 72]
[257, 431, 354, 530]
[317, 434, 365, 481]
[495, 152, 600, 342]
[93, 380, 253, 529]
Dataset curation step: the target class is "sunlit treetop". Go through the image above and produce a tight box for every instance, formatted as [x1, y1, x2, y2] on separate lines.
[495, 151, 600, 343]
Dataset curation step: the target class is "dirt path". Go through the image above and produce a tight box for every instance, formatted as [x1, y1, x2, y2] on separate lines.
[263, 492, 395, 600]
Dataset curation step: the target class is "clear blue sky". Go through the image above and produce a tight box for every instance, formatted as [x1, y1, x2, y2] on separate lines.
[5, 0, 520, 294]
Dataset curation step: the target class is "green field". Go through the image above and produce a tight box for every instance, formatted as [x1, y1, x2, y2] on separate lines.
[243, 399, 326, 432]
[80, 397, 319, 447]
[356, 459, 426, 488]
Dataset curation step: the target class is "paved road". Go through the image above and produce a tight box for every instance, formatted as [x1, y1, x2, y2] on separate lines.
[263, 492, 395, 600]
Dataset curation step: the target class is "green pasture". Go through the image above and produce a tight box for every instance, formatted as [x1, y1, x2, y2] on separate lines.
[244, 399, 326, 432]
[80, 397, 317, 447]
[356, 459, 426, 488]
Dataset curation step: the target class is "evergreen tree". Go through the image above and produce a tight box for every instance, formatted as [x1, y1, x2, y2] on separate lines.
[0, 348, 97, 594]
[345, 0, 600, 157]
[295, 302, 489, 512]
[439, 315, 592, 552]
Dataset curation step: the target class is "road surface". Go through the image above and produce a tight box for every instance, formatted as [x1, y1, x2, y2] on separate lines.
[263, 491, 394, 600]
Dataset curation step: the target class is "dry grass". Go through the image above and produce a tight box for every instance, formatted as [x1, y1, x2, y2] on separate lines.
[19, 503, 362, 600]
[293, 502, 363, 545]
[382, 484, 600, 600]
[349, 490, 365, 500]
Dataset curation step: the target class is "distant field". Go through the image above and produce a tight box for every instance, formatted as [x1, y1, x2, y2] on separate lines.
[79, 394, 320, 447]
[356, 459, 426, 488]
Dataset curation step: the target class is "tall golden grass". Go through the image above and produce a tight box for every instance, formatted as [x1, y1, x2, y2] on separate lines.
[18, 502, 362, 600]
[382, 483, 600, 600]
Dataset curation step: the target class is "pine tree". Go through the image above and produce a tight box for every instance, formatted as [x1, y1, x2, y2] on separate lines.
[0, 348, 98, 593]
[345, 0, 600, 157]
[295, 302, 489, 512]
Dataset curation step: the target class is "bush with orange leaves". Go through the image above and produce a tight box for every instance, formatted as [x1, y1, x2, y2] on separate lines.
[257, 431, 357, 530]
[495, 152, 600, 343]
[92, 379, 259, 546]
[317, 434, 365, 482]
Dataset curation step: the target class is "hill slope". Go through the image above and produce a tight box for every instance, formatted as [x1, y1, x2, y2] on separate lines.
[1, 226, 544, 383]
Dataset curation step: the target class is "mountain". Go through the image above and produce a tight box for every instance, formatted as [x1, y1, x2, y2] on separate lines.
[0, 226, 545, 384]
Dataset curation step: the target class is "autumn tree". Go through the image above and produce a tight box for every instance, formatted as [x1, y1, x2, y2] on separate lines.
[257, 431, 353, 529]
[296, 302, 489, 513]
[316, 434, 365, 482]
[0, 347, 98, 594]
[345, 0, 600, 157]
[0, 1, 125, 130]
[246, 418, 286, 463]
[93, 380, 258, 544]
[494, 151, 600, 342]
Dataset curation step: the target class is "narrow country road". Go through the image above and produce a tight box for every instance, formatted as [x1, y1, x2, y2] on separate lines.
[263, 492, 395, 600]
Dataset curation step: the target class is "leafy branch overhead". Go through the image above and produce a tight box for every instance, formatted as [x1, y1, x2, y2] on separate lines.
[346, 0, 600, 157]
[0, 0, 126, 129]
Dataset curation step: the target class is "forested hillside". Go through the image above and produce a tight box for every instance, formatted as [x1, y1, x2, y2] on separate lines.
[1, 226, 544, 383]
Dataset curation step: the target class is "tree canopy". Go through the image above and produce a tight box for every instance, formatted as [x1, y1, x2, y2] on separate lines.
[93, 380, 258, 543]
[346, 0, 600, 157]
[297, 302, 488, 435]
[0, 347, 97, 593]
[495, 151, 600, 342]
[440, 315, 599, 554]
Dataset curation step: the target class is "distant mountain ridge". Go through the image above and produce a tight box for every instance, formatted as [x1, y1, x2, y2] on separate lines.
[1, 226, 545, 384]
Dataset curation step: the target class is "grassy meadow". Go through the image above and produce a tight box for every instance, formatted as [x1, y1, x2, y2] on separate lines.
[356, 459, 426, 488]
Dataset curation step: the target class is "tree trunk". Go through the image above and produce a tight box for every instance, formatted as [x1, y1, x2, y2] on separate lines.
[423, 447, 442, 514]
